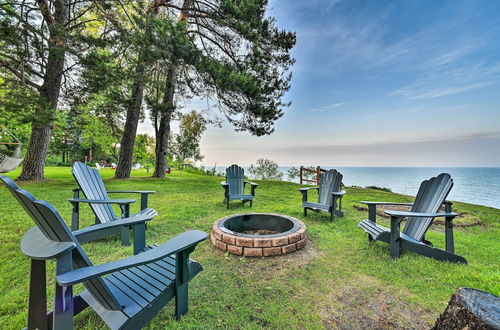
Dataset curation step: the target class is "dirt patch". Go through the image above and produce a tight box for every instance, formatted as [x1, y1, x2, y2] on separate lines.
[268, 239, 323, 267]
[319, 275, 434, 329]
[241, 229, 280, 235]
[353, 204, 484, 228]
[233, 239, 323, 278]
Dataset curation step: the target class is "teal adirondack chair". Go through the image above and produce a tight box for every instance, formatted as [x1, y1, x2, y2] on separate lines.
[221, 164, 258, 209]
[0, 175, 207, 330]
[358, 173, 467, 263]
[299, 169, 345, 221]
[71, 161, 157, 248]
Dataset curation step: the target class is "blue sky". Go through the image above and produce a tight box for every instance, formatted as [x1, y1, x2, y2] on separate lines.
[140, 0, 500, 167]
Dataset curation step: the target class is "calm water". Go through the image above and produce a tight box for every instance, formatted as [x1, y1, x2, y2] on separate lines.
[214, 166, 500, 209]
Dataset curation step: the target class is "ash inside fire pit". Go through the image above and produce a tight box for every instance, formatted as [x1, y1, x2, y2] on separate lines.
[211, 213, 307, 257]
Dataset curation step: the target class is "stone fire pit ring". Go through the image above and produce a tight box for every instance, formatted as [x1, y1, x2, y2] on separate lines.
[211, 213, 307, 257]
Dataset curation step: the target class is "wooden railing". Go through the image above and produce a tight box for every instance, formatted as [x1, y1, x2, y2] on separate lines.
[299, 166, 327, 185]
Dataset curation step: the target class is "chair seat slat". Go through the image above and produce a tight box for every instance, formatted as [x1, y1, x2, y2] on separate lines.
[119, 269, 162, 296]
[108, 273, 157, 303]
[103, 279, 143, 318]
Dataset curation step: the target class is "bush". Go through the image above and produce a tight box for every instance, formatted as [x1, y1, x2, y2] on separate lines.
[366, 185, 392, 192]
[248, 158, 283, 181]
[184, 166, 206, 175]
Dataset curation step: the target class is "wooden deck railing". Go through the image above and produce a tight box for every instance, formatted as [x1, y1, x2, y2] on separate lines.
[299, 166, 328, 185]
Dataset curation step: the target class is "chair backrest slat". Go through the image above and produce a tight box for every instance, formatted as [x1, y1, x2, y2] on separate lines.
[0, 176, 63, 240]
[226, 165, 245, 195]
[0, 176, 121, 310]
[403, 173, 453, 241]
[72, 162, 116, 223]
[318, 169, 343, 206]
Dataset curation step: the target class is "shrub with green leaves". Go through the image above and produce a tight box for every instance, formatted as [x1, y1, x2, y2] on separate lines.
[248, 158, 283, 181]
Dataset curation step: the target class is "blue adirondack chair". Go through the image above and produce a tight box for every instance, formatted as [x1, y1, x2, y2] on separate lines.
[299, 169, 345, 221]
[71, 161, 157, 248]
[221, 164, 258, 209]
[0, 175, 207, 330]
[358, 173, 467, 263]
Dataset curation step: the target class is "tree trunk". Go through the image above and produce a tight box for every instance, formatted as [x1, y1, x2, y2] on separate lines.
[115, 64, 146, 179]
[432, 288, 500, 329]
[152, 112, 172, 178]
[151, 0, 192, 178]
[17, 0, 68, 181]
[152, 64, 177, 178]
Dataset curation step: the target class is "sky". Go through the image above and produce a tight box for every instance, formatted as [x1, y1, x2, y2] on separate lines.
[139, 0, 500, 167]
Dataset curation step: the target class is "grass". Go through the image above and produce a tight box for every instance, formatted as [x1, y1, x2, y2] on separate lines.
[0, 167, 498, 329]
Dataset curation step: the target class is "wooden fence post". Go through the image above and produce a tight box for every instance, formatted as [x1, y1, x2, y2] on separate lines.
[300, 166, 303, 185]
[316, 166, 321, 185]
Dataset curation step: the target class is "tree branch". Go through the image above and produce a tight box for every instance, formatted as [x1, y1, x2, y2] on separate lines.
[0, 52, 45, 79]
[0, 58, 42, 90]
[36, 0, 55, 25]
[187, 29, 238, 64]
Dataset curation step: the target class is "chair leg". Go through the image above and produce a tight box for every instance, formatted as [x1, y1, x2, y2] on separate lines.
[71, 203, 79, 231]
[390, 217, 401, 258]
[133, 223, 146, 255]
[53, 252, 74, 329]
[175, 249, 191, 320]
[53, 284, 74, 329]
[445, 216, 455, 253]
[28, 259, 48, 330]
[250, 200, 253, 207]
[121, 226, 131, 246]
[330, 211, 334, 221]
[175, 283, 189, 320]
[304, 208, 307, 216]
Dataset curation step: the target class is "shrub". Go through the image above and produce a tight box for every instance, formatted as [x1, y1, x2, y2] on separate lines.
[248, 158, 283, 181]
[366, 185, 392, 192]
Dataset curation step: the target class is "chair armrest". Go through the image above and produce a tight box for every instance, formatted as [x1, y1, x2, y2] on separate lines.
[73, 214, 153, 239]
[361, 201, 413, 206]
[220, 181, 228, 186]
[107, 190, 156, 194]
[244, 181, 259, 186]
[385, 211, 458, 218]
[108, 191, 155, 211]
[299, 187, 317, 202]
[331, 190, 346, 196]
[298, 187, 319, 191]
[56, 230, 207, 286]
[21, 227, 76, 260]
[68, 198, 136, 205]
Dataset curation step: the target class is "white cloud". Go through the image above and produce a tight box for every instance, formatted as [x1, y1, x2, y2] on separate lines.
[308, 102, 344, 113]
[393, 62, 500, 99]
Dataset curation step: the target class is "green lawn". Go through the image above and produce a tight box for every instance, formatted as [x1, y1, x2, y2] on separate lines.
[0, 167, 498, 329]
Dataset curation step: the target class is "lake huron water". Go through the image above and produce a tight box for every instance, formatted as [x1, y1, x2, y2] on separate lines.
[214, 166, 500, 209]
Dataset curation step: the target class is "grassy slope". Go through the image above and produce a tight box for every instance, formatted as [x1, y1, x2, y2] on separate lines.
[0, 167, 498, 329]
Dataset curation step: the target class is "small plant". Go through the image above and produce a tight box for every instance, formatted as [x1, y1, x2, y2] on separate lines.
[205, 165, 217, 176]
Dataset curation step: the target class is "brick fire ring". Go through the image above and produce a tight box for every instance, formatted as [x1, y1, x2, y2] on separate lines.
[211, 213, 307, 257]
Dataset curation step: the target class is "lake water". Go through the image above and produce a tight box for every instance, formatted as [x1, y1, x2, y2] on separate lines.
[214, 166, 500, 209]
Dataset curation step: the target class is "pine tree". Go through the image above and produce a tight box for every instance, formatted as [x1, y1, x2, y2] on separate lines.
[147, 0, 296, 177]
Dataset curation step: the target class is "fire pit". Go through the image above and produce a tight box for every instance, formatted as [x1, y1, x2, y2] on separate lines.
[211, 213, 307, 257]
